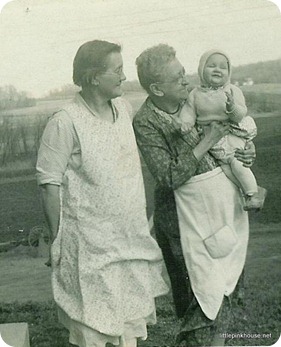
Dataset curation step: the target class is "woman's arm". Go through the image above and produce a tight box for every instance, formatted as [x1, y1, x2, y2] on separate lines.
[133, 116, 229, 190]
[37, 112, 74, 239]
[193, 122, 230, 161]
[41, 184, 60, 242]
[36, 111, 76, 266]
[40, 184, 60, 267]
[36, 111, 76, 184]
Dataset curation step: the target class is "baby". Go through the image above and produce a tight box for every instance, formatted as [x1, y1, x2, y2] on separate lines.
[180, 49, 266, 211]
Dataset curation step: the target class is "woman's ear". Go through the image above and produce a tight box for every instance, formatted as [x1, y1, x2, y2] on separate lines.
[91, 76, 100, 86]
[149, 83, 164, 97]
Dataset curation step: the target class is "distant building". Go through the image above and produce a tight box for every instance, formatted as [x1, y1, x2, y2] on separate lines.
[243, 77, 254, 86]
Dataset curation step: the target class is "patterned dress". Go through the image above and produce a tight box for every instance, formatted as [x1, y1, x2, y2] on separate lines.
[36, 93, 168, 347]
[133, 97, 248, 346]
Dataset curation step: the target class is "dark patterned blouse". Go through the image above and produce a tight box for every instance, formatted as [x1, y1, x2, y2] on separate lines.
[133, 97, 218, 239]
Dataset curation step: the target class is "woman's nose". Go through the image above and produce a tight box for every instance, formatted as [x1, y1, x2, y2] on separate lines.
[121, 71, 126, 81]
[182, 75, 189, 85]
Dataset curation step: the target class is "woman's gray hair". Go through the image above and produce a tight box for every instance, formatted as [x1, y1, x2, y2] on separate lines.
[136, 44, 176, 93]
[73, 40, 121, 87]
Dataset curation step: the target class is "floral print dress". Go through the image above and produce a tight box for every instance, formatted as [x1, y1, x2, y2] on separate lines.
[36, 93, 168, 347]
[133, 97, 247, 346]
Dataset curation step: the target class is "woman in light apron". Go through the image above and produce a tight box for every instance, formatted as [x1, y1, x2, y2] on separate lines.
[36, 40, 168, 347]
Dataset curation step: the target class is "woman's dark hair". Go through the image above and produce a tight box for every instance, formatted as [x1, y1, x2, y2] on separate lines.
[73, 40, 121, 87]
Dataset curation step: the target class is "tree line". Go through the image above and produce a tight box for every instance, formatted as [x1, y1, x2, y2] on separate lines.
[185, 58, 281, 87]
[33, 58, 281, 100]
[0, 85, 36, 111]
[121, 58, 281, 91]
[1, 58, 280, 110]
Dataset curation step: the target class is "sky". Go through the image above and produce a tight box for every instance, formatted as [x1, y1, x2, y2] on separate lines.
[0, 0, 280, 98]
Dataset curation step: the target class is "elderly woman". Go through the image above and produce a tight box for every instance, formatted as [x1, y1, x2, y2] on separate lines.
[133, 44, 256, 347]
[36, 40, 168, 347]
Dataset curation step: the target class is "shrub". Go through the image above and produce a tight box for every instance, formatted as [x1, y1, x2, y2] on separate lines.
[0, 114, 48, 166]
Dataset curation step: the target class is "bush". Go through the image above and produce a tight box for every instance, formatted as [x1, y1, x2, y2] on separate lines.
[0, 85, 36, 111]
[0, 114, 48, 166]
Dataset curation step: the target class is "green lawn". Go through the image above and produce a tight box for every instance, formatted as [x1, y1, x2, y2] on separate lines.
[0, 94, 280, 346]
[247, 116, 281, 225]
[241, 83, 281, 94]
[1, 228, 280, 346]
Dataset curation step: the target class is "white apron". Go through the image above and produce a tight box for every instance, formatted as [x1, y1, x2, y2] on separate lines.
[174, 167, 249, 320]
[51, 95, 167, 336]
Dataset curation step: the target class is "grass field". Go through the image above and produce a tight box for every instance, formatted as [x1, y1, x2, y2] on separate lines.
[241, 83, 281, 94]
[0, 228, 280, 346]
[0, 91, 280, 346]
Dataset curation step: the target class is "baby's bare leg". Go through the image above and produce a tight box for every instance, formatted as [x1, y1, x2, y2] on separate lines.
[229, 157, 258, 195]
[220, 163, 242, 190]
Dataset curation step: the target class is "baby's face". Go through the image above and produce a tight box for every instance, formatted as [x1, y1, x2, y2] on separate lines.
[203, 54, 229, 87]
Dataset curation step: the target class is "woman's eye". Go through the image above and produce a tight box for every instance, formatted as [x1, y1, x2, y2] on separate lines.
[115, 67, 123, 74]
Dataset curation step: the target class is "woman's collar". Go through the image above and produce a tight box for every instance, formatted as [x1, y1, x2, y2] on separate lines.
[75, 92, 118, 122]
[147, 97, 183, 118]
[199, 81, 230, 91]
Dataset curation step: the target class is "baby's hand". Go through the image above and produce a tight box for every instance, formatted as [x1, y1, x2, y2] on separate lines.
[225, 88, 235, 112]
[180, 121, 194, 134]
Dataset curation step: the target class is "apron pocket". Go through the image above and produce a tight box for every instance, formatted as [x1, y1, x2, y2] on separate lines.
[203, 225, 238, 259]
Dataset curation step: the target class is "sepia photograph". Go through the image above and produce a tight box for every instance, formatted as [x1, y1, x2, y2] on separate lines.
[0, 0, 280, 346]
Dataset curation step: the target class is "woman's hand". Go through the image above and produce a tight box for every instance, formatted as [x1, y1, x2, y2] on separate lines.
[193, 121, 229, 161]
[41, 184, 60, 267]
[45, 254, 52, 267]
[181, 121, 194, 134]
[45, 244, 53, 267]
[202, 121, 230, 147]
[234, 141, 256, 167]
